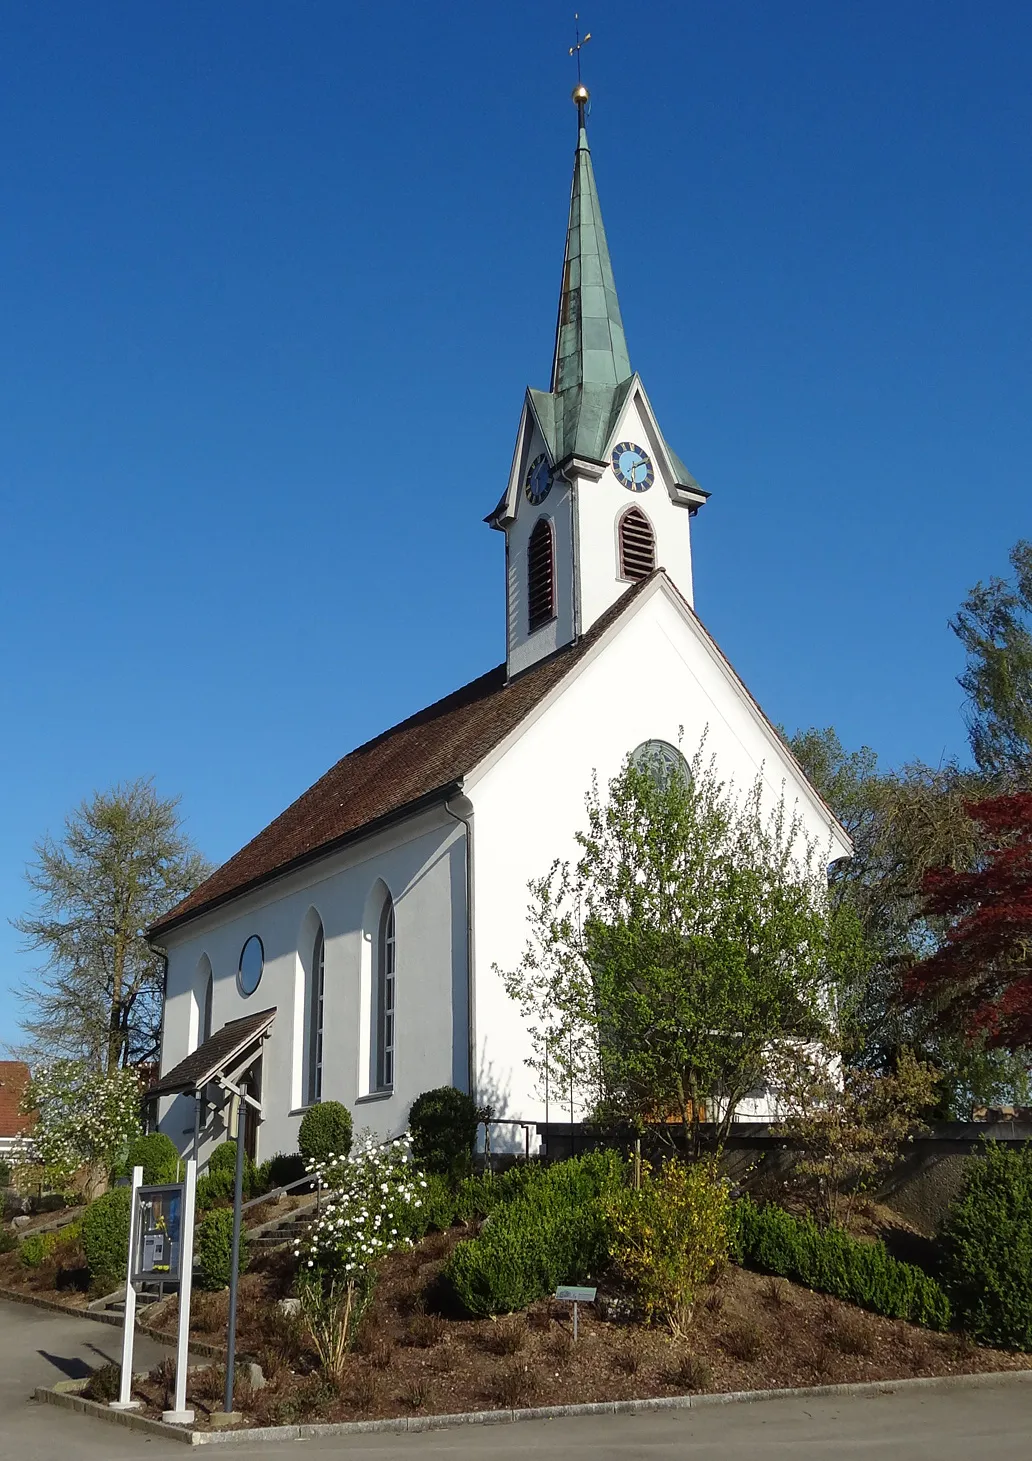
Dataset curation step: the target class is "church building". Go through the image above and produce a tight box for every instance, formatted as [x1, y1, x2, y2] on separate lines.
[150, 91, 851, 1160]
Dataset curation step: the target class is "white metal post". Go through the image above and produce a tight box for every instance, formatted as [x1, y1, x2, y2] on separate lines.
[163, 1157, 197, 1424]
[111, 1165, 143, 1410]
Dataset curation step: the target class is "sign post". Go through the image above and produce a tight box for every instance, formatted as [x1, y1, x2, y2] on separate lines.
[110, 1165, 144, 1410]
[554, 1284, 596, 1342]
[162, 1158, 197, 1424]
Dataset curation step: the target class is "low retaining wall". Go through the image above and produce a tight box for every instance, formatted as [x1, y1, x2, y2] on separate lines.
[537, 1120, 1032, 1233]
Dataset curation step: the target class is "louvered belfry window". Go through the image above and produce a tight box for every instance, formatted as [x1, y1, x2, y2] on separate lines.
[527, 517, 556, 632]
[619, 506, 656, 581]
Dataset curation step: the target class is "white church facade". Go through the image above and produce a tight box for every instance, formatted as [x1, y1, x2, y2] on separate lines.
[151, 99, 851, 1161]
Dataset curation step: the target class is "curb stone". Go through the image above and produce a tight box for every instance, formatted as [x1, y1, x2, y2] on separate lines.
[33, 1366, 1032, 1446]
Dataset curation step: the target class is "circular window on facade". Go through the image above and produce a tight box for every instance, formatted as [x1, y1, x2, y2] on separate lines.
[238, 935, 264, 997]
[630, 739, 691, 790]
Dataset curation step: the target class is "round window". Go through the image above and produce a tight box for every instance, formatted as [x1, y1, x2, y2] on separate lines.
[630, 739, 691, 790]
[238, 935, 264, 997]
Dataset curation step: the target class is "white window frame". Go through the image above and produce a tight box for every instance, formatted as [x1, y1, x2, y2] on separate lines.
[375, 899, 396, 1091]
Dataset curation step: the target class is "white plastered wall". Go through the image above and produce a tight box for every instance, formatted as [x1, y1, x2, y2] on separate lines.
[157, 806, 469, 1163]
[468, 580, 850, 1139]
[505, 412, 576, 677]
[574, 386, 696, 636]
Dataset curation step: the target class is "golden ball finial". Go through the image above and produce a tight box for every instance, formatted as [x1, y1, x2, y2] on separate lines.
[572, 83, 589, 107]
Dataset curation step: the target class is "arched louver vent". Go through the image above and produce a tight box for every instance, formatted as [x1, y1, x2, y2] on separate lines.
[619, 506, 656, 581]
[528, 517, 556, 631]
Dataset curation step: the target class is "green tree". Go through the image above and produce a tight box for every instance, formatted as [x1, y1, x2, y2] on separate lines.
[501, 744, 859, 1153]
[15, 779, 210, 1072]
[787, 727, 1029, 1113]
[952, 539, 1032, 784]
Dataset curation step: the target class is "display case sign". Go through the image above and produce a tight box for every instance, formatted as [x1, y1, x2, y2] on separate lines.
[133, 1183, 185, 1285]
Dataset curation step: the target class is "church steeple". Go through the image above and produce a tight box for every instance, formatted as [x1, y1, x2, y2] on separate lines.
[551, 113, 632, 395]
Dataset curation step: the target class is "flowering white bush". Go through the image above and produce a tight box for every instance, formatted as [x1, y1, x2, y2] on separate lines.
[295, 1131, 428, 1276]
[21, 1059, 142, 1199]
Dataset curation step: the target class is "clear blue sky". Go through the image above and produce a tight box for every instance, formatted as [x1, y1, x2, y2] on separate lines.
[3, 2, 1030, 1050]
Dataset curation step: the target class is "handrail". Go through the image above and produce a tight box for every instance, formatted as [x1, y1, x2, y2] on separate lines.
[239, 1170, 322, 1216]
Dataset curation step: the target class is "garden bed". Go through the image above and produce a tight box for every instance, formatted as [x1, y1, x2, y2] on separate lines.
[94, 1226, 1032, 1432]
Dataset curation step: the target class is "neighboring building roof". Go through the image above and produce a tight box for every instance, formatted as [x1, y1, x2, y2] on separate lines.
[0, 1061, 31, 1138]
[148, 576, 657, 940]
[149, 1009, 277, 1097]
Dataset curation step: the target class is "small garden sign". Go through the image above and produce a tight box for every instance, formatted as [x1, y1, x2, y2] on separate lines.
[554, 1284, 596, 1340]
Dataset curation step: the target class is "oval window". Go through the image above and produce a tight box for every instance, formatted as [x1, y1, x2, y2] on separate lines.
[238, 935, 265, 997]
[630, 739, 691, 790]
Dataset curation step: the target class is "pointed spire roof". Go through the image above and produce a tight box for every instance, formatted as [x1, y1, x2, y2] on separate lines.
[551, 122, 632, 395]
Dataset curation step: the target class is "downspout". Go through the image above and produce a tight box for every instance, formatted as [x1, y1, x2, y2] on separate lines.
[444, 791, 477, 1102]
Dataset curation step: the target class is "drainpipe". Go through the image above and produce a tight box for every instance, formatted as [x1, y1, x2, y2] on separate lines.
[444, 791, 476, 1102]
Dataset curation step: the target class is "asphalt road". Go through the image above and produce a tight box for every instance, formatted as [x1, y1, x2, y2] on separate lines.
[3, 1298, 1032, 1460]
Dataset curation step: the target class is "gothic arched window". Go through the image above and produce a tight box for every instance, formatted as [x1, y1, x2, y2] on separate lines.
[527, 517, 556, 632]
[618, 506, 656, 581]
[375, 897, 396, 1091]
[201, 968, 213, 1046]
[307, 924, 325, 1105]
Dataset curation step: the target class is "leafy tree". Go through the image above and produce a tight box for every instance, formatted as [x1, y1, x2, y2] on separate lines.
[501, 743, 859, 1153]
[14, 779, 210, 1071]
[788, 727, 1028, 1112]
[21, 1060, 142, 1200]
[770, 1045, 939, 1227]
[952, 540, 1032, 783]
[906, 793, 1032, 1052]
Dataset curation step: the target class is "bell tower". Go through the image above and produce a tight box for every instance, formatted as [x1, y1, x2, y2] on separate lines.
[486, 86, 708, 678]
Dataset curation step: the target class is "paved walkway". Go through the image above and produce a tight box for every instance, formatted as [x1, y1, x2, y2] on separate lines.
[3, 1298, 1032, 1459]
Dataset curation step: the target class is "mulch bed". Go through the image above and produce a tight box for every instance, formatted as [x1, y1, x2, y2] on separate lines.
[99, 1226, 1032, 1431]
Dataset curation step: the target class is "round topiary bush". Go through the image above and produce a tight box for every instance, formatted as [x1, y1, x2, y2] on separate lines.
[939, 1140, 1032, 1349]
[196, 1207, 250, 1291]
[124, 1132, 181, 1185]
[298, 1101, 353, 1169]
[409, 1086, 478, 1179]
[82, 1187, 132, 1285]
[206, 1140, 257, 1197]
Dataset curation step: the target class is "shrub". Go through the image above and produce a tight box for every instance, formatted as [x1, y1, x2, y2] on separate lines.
[939, 1141, 1032, 1349]
[444, 1151, 624, 1317]
[606, 1158, 731, 1336]
[411, 1171, 457, 1235]
[0, 1160, 11, 1187]
[0, 1229, 17, 1254]
[296, 1270, 374, 1382]
[20, 1230, 58, 1268]
[81, 1187, 132, 1284]
[258, 1152, 309, 1194]
[196, 1207, 250, 1291]
[207, 1140, 257, 1197]
[731, 1197, 950, 1329]
[453, 1172, 504, 1223]
[299, 1102, 353, 1169]
[123, 1132, 181, 1185]
[408, 1086, 478, 1180]
[297, 1133, 425, 1274]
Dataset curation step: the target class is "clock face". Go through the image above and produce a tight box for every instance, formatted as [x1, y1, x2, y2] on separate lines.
[612, 441, 655, 493]
[524, 452, 552, 506]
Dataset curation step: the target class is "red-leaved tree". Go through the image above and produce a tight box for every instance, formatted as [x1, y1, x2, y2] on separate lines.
[905, 794, 1032, 1049]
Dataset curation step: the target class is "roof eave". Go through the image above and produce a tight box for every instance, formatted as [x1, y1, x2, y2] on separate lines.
[148, 779, 464, 943]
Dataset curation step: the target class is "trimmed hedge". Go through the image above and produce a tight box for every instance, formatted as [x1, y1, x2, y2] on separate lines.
[731, 1197, 950, 1330]
[444, 1152, 623, 1317]
[82, 1187, 132, 1284]
[257, 1151, 308, 1193]
[124, 1133, 181, 1185]
[409, 1086, 478, 1179]
[298, 1102, 353, 1168]
[196, 1207, 250, 1291]
[939, 1141, 1032, 1350]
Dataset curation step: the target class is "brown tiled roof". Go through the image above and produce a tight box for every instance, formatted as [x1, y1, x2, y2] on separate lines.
[0, 1061, 31, 1138]
[150, 1009, 277, 1096]
[149, 576, 657, 940]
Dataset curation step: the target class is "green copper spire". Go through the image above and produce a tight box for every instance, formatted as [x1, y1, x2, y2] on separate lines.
[551, 120, 632, 396]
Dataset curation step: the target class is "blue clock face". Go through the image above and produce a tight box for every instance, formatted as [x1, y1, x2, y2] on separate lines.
[612, 441, 654, 492]
[524, 452, 552, 505]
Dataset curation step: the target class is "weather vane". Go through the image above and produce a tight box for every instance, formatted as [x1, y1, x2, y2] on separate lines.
[569, 12, 591, 112]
